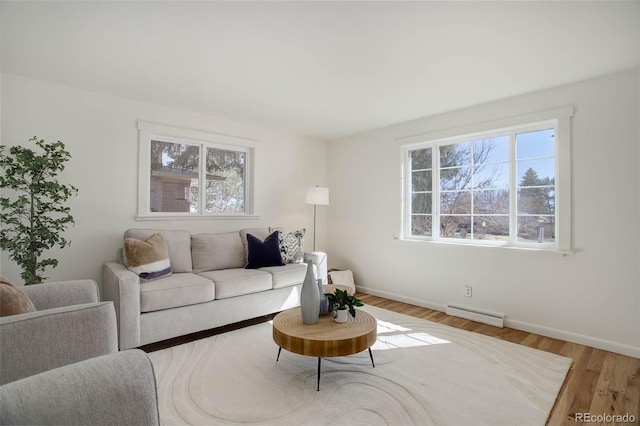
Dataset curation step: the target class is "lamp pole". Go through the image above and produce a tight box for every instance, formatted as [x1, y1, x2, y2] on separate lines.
[305, 185, 329, 253]
[313, 203, 318, 251]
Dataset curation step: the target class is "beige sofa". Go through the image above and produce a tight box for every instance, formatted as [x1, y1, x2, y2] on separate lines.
[103, 228, 327, 350]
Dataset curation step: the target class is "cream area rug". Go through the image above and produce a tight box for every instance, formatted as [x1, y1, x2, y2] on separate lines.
[147, 305, 572, 425]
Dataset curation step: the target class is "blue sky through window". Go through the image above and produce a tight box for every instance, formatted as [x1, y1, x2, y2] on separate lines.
[517, 129, 555, 184]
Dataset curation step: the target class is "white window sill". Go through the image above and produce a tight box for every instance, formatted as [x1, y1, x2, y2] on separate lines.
[395, 236, 574, 256]
[136, 213, 261, 221]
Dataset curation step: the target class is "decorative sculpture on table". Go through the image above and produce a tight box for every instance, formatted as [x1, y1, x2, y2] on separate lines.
[300, 260, 320, 324]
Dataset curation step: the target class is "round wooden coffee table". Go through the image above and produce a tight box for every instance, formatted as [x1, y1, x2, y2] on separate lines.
[272, 307, 377, 391]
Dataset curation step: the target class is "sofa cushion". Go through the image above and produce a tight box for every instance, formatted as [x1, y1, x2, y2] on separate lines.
[276, 228, 306, 264]
[258, 262, 308, 289]
[280, 228, 306, 263]
[191, 232, 245, 273]
[139, 273, 214, 313]
[198, 269, 272, 300]
[239, 228, 270, 263]
[245, 232, 284, 269]
[0, 276, 37, 317]
[124, 229, 193, 273]
[124, 233, 172, 283]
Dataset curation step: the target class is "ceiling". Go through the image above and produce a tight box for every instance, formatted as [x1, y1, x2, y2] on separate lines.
[1, 1, 639, 140]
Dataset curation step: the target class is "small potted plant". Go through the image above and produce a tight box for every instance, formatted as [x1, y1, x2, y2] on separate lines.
[326, 288, 363, 323]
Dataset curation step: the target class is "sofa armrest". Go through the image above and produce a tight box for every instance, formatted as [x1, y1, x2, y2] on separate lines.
[0, 302, 118, 385]
[102, 261, 141, 350]
[20, 279, 100, 310]
[304, 251, 328, 284]
[0, 349, 159, 426]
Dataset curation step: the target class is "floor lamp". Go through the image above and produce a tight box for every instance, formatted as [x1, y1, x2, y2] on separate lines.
[305, 186, 329, 252]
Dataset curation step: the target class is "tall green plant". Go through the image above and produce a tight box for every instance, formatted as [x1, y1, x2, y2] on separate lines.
[0, 137, 78, 284]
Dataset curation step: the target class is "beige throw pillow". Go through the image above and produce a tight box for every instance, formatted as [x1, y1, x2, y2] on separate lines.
[0, 275, 37, 317]
[124, 233, 172, 282]
[328, 270, 356, 295]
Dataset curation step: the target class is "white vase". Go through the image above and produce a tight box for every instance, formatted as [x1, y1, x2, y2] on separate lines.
[334, 308, 349, 323]
[300, 260, 320, 324]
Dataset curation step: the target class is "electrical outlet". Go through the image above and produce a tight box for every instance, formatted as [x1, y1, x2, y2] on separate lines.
[464, 286, 472, 297]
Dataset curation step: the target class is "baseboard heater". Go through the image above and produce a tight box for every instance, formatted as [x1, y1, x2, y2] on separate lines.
[445, 305, 505, 328]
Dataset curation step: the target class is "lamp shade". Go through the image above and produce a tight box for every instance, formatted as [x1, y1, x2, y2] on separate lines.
[305, 186, 329, 205]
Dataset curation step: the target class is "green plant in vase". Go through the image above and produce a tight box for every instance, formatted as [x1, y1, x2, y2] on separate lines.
[326, 288, 363, 321]
[0, 137, 78, 284]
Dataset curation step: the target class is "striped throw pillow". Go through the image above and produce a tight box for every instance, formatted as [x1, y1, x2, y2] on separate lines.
[124, 232, 172, 282]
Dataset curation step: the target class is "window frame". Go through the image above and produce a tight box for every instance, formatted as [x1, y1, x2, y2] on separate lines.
[401, 107, 572, 253]
[137, 121, 258, 220]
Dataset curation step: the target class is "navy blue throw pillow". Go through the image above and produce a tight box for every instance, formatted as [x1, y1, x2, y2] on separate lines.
[245, 231, 285, 269]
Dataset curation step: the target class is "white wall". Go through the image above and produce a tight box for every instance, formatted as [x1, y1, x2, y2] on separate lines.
[2, 69, 638, 356]
[1, 73, 327, 289]
[327, 68, 640, 357]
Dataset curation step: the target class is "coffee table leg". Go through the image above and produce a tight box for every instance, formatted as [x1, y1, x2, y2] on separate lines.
[276, 347, 282, 362]
[368, 348, 375, 368]
[317, 357, 321, 391]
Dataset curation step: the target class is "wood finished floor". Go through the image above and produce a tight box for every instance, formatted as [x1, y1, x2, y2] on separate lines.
[357, 293, 640, 426]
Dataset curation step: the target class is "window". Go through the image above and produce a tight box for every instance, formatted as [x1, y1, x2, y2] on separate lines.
[138, 121, 256, 219]
[403, 111, 571, 252]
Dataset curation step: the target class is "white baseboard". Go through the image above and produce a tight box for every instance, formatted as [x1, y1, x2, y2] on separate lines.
[356, 285, 640, 359]
[446, 305, 504, 328]
[356, 285, 447, 312]
[504, 318, 640, 359]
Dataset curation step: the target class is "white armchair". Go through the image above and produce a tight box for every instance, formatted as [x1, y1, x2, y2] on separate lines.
[0, 279, 160, 425]
[0, 280, 117, 384]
